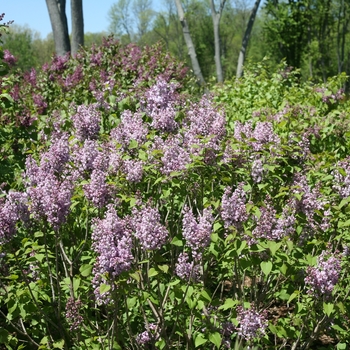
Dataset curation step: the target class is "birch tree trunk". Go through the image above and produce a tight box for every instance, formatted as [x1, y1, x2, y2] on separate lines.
[236, 0, 261, 78]
[174, 0, 206, 85]
[71, 0, 84, 55]
[45, 0, 71, 56]
[210, 0, 226, 83]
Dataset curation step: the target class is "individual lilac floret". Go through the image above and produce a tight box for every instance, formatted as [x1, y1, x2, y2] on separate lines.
[92, 206, 133, 303]
[221, 184, 248, 229]
[111, 110, 148, 149]
[184, 96, 226, 159]
[175, 252, 201, 282]
[236, 305, 268, 341]
[65, 297, 84, 331]
[72, 104, 101, 141]
[0, 191, 29, 244]
[123, 159, 144, 183]
[305, 250, 341, 297]
[131, 205, 168, 250]
[83, 169, 109, 208]
[144, 77, 180, 132]
[182, 206, 213, 259]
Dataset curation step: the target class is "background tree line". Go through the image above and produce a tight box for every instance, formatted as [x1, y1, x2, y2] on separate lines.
[3, 0, 350, 85]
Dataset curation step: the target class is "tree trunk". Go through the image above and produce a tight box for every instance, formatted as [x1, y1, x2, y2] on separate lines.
[45, 0, 71, 56]
[71, 0, 84, 55]
[210, 0, 226, 83]
[174, 0, 205, 85]
[236, 0, 261, 78]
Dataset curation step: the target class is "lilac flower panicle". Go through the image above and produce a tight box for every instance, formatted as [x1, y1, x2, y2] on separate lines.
[132, 205, 168, 250]
[221, 184, 248, 229]
[65, 297, 84, 331]
[72, 139, 99, 173]
[175, 252, 201, 282]
[40, 133, 70, 175]
[92, 206, 133, 303]
[236, 306, 268, 341]
[72, 104, 101, 141]
[83, 169, 109, 208]
[182, 206, 213, 258]
[305, 250, 341, 296]
[144, 77, 180, 132]
[333, 158, 350, 198]
[111, 110, 148, 148]
[185, 96, 226, 158]
[136, 331, 151, 345]
[0, 191, 29, 244]
[3, 49, 17, 66]
[123, 159, 144, 183]
[251, 157, 264, 183]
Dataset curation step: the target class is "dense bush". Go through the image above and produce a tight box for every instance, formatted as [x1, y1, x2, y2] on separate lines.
[1, 36, 350, 350]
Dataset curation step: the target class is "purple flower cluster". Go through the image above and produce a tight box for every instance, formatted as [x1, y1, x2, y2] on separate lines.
[72, 104, 101, 141]
[122, 159, 144, 183]
[315, 87, 344, 103]
[305, 250, 341, 296]
[72, 139, 99, 174]
[136, 323, 159, 345]
[131, 205, 168, 250]
[175, 252, 201, 282]
[24, 134, 73, 229]
[92, 205, 133, 302]
[252, 200, 278, 244]
[236, 305, 268, 341]
[251, 157, 264, 183]
[293, 174, 325, 227]
[83, 169, 109, 208]
[3, 49, 17, 66]
[234, 121, 280, 151]
[221, 184, 248, 229]
[0, 191, 29, 244]
[333, 158, 350, 198]
[111, 110, 148, 149]
[182, 206, 213, 259]
[32, 94, 48, 114]
[184, 96, 226, 158]
[65, 297, 83, 331]
[144, 77, 180, 132]
[272, 202, 296, 239]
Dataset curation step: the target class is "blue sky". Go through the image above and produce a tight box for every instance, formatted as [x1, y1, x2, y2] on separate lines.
[2, 0, 164, 39]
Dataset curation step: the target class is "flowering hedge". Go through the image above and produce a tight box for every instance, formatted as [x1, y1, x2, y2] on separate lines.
[0, 39, 350, 350]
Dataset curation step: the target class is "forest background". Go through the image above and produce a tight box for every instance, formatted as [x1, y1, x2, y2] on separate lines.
[3, 0, 350, 86]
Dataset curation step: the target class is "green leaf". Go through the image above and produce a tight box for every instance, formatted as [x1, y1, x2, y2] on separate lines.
[208, 332, 222, 348]
[99, 284, 111, 294]
[337, 343, 347, 349]
[261, 261, 272, 276]
[323, 302, 334, 317]
[80, 264, 93, 277]
[53, 339, 65, 349]
[338, 219, 350, 228]
[170, 236, 183, 246]
[218, 298, 237, 310]
[195, 334, 207, 347]
[158, 264, 169, 273]
[268, 241, 282, 256]
[200, 290, 211, 302]
[148, 268, 158, 277]
[287, 290, 300, 304]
